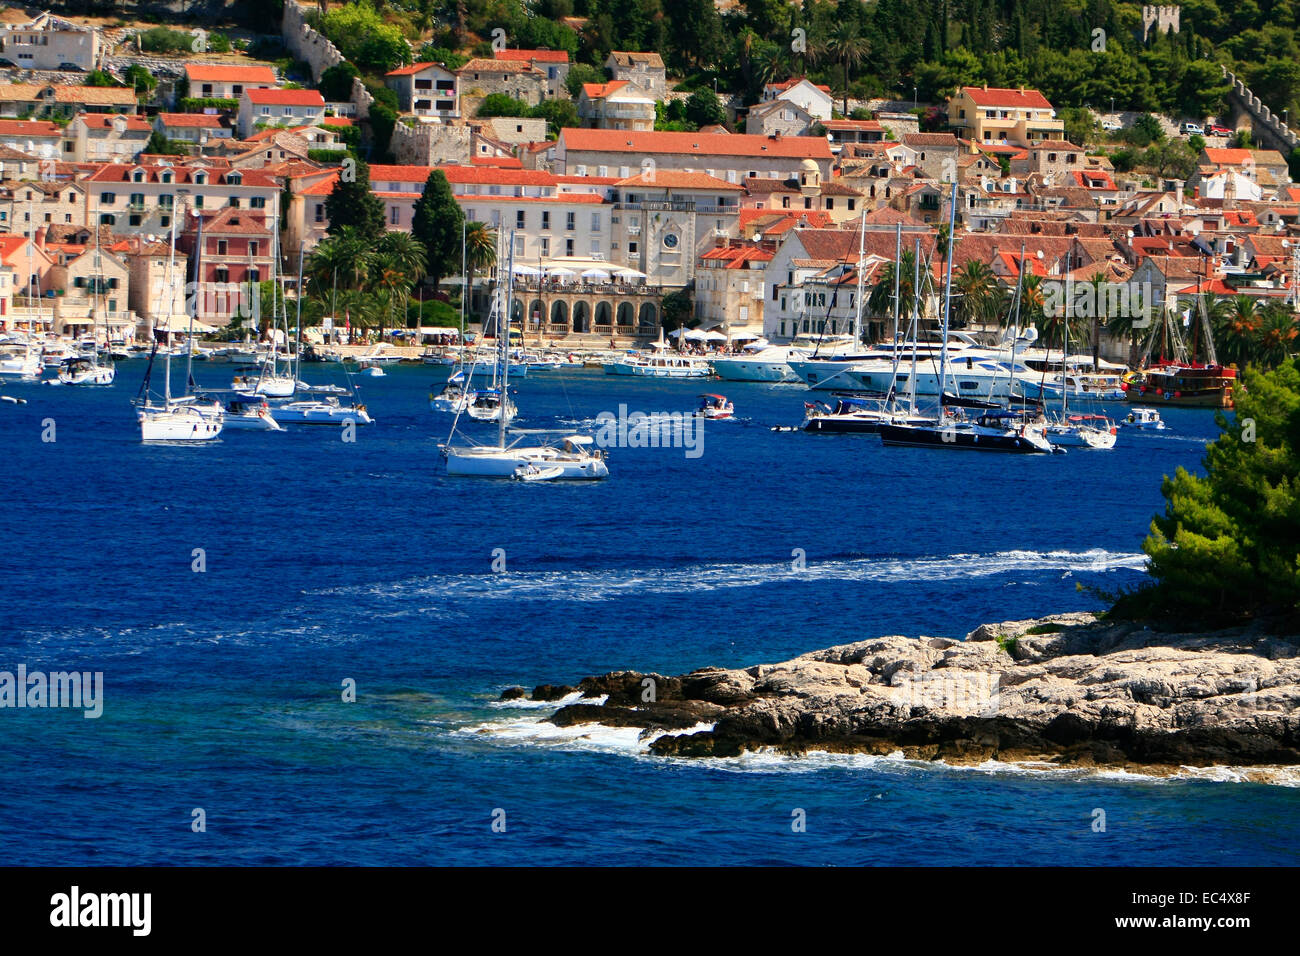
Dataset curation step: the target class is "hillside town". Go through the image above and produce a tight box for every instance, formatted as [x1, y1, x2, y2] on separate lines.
[0, 3, 1295, 368]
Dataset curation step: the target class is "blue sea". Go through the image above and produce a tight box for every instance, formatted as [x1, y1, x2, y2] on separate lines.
[1, 360, 1296, 866]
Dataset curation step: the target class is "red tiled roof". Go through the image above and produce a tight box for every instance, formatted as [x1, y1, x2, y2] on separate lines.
[560, 128, 832, 159]
[960, 86, 1053, 109]
[0, 119, 60, 137]
[322, 116, 353, 127]
[496, 49, 569, 64]
[1203, 148, 1252, 165]
[300, 173, 340, 196]
[614, 170, 742, 190]
[244, 88, 325, 106]
[385, 62, 451, 77]
[0, 234, 30, 265]
[458, 58, 541, 75]
[471, 155, 524, 168]
[824, 119, 882, 131]
[158, 113, 226, 129]
[767, 77, 832, 95]
[86, 164, 280, 187]
[75, 114, 151, 132]
[582, 81, 628, 99]
[185, 64, 277, 83]
[368, 164, 556, 187]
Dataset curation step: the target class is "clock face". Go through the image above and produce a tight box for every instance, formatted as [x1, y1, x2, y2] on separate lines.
[663, 232, 679, 249]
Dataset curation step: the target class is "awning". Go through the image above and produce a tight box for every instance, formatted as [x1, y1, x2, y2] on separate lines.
[730, 329, 763, 340]
[703, 330, 727, 342]
[580, 268, 611, 281]
[153, 317, 219, 333]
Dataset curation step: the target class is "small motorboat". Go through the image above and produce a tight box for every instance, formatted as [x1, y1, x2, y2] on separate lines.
[513, 463, 566, 481]
[359, 361, 385, 377]
[696, 393, 734, 420]
[1122, 407, 1167, 431]
[430, 371, 471, 413]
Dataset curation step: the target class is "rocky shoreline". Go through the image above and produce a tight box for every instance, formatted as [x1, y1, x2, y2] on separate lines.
[501, 613, 1300, 772]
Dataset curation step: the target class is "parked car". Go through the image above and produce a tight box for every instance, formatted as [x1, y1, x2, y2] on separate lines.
[57, 62, 84, 72]
[1100, 119, 1123, 132]
[0, 58, 17, 69]
[1208, 124, 1233, 136]
[1180, 122, 1204, 136]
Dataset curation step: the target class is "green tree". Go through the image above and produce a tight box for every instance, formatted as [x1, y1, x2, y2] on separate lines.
[478, 93, 532, 117]
[320, 63, 360, 102]
[144, 129, 185, 156]
[411, 170, 465, 292]
[683, 88, 726, 128]
[325, 160, 386, 241]
[566, 63, 604, 98]
[825, 20, 871, 115]
[530, 98, 578, 138]
[953, 260, 999, 329]
[124, 64, 156, 95]
[1114, 358, 1300, 626]
[319, 0, 412, 72]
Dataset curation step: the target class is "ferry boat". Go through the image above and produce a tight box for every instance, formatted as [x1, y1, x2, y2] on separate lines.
[603, 351, 711, 378]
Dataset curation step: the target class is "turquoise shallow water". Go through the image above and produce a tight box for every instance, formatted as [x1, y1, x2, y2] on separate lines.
[1, 360, 1296, 865]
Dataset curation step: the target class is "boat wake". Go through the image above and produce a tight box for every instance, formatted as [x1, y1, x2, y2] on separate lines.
[337, 548, 1147, 603]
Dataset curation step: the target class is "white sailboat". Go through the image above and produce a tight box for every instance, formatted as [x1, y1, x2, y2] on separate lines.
[57, 212, 115, 385]
[135, 206, 223, 442]
[442, 233, 607, 480]
[233, 202, 295, 398]
[878, 185, 1053, 454]
[1044, 277, 1117, 450]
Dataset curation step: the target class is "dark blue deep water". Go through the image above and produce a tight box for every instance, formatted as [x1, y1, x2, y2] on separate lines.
[1, 360, 1296, 865]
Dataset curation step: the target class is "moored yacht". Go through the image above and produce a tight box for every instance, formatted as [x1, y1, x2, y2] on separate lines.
[603, 350, 711, 378]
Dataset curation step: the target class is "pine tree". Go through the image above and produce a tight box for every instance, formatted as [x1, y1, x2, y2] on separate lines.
[325, 160, 385, 242]
[410, 170, 465, 293]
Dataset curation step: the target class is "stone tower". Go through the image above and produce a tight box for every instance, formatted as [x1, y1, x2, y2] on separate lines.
[1140, 5, 1182, 42]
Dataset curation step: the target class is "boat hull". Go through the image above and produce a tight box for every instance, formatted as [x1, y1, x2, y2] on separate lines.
[709, 358, 796, 382]
[878, 421, 1053, 453]
[444, 446, 608, 479]
[138, 405, 224, 442]
[273, 403, 373, 425]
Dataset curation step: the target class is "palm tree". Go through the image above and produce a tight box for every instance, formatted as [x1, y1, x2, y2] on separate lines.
[1254, 303, 1299, 369]
[953, 260, 998, 330]
[463, 221, 498, 321]
[308, 227, 372, 293]
[866, 250, 918, 325]
[825, 21, 871, 115]
[1214, 295, 1260, 367]
[370, 232, 427, 327]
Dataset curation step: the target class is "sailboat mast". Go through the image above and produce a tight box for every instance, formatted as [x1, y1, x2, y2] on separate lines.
[908, 239, 920, 411]
[891, 222, 901, 344]
[465, 219, 470, 366]
[498, 230, 515, 450]
[852, 206, 867, 346]
[186, 201, 202, 391]
[164, 204, 180, 404]
[937, 181, 958, 405]
[295, 239, 305, 382]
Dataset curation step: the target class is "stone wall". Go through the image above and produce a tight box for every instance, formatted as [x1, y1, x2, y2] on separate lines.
[280, 2, 372, 121]
[1223, 67, 1300, 157]
[391, 120, 472, 166]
